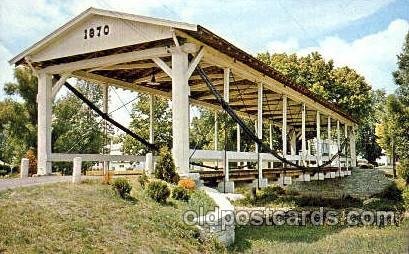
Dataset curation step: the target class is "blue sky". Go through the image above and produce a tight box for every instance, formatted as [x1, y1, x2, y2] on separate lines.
[0, 0, 408, 124]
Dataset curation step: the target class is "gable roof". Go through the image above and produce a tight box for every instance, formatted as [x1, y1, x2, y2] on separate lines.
[9, 7, 197, 65]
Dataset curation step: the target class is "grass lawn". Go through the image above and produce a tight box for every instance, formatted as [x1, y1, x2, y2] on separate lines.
[0, 178, 222, 253]
[230, 221, 409, 253]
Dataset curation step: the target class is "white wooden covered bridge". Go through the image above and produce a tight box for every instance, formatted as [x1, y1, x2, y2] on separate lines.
[10, 8, 357, 188]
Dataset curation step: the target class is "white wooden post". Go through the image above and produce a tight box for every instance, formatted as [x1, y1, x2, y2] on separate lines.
[257, 83, 263, 182]
[301, 103, 306, 166]
[269, 123, 273, 168]
[72, 157, 82, 184]
[20, 158, 29, 178]
[171, 50, 190, 175]
[214, 112, 218, 150]
[350, 125, 357, 167]
[337, 120, 341, 171]
[236, 123, 241, 167]
[327, 116, 331, 141]
[316, 111, 321, 165]
[224, 68, 230, 183]
[146, 94, 154, 173]
[282, 96, 287, 160]
[345, 124, 349, 170]
[37, 72, 53, 175]
[103, 84, 109, 173]
[290, 130, 296, 156]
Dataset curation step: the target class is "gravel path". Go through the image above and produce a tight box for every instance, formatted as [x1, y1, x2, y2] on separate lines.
[0, 176, 97, 192]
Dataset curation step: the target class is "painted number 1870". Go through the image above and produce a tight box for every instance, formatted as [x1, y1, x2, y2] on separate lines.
[84, 25, 110, 39]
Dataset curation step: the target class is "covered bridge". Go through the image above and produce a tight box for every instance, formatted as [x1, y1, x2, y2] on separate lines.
[10, 8, 357, 187]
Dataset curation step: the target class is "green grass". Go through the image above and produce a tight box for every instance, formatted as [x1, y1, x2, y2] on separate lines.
[230, 220, 409, 253]
[0, 178, 222, 253]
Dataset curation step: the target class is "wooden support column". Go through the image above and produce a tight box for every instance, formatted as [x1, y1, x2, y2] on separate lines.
[344, 124, 348, 170]
[316, 111, 321, 166]
[214, 112, 218, 151]
[171, 50, 190, 175]
[146, 94, 154, 173]
[327, 116, 331, 159]
[224, 68, 230, 182]
[237, 123, 241, 152]
[350, 125, 357, 167]
[37, 72, 53, 175]
[301, 103, 306, 165]
[282, 96, 287, 160]
[290, 130, 296, 156]
[257, 83, 263, 181]
[337, 120, 341, 170]
[103, 85, 109, 174]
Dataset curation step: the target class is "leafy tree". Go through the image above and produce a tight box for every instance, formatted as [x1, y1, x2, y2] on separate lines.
[122, 94, 172, 155]
[377, 31, 409, 165]
[0, 67, 37, 165]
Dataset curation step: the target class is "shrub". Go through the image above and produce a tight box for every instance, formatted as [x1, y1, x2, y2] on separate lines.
[146, 180, 170, 203]
[397, 159, 409, 185]
[375, 181, 403, 202]
[138, 172, 148, 189]
[112, 178, 132, 199]
[178, 179, 196, 191]
[155, 147, 180, 184]
[0, 164, 11, 176]
[257, 184, 285, 203]
[402, 187, 409, 210]
[25, 148, 37, 176]
[172, 185, 190, 201]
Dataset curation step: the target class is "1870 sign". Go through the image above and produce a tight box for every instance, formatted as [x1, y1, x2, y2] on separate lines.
[84, 25, 110, 39]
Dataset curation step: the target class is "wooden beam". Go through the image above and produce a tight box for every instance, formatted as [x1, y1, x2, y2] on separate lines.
[152, 57, 173, 78]
[186, 47, 205, 79]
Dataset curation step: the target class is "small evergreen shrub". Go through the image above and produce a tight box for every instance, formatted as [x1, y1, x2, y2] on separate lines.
[102, 171, 113, 185]
[155, 147, 180, 184]
[138, 172, 148, 189]
[112, 178, 132, 199]
[397, 159, 409, 185]
[178, 179, 196, 191]
[25, 148, 37, 176]
[172, 185, 190, 201]
[146, 180, 170, 203]
[257, 184, 285, 203]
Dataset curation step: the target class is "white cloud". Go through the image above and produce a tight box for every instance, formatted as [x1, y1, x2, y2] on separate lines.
[267, 37, 299, 54]
[0, 43, 14, 99]
[266, 19, 409, 92]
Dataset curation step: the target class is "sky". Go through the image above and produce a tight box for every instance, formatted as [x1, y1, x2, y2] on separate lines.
[0, 0, 408, 126]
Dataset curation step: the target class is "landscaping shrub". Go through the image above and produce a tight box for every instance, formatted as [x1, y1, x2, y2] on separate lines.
[155, 147, 180, 184]
[138, 172, 148, 189]
[25, 148, 37, 176]
[296, 195, 362, 209]
[112, 178, 132, 198]
[397, 159, 409, 185]
[178, 178, 196, 191]
[257, 184, 285, 203]
[402, 187, 409, 210]
[374, 181, 403, 202]
[146, 180, 170, 203]
[102, 171, 113, 185]
[0, 164, 11, 176]
[172, 185, 190, 201]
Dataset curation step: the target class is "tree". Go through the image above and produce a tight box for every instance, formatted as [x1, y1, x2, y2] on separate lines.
[52, 80, 105, 172]
[377, 31, 409, 165]
[122, 94, 172, 155]
[0, 67, 37, 165]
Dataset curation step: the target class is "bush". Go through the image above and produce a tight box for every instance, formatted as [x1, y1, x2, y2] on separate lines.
[172, 185, 190, 201]
[397, 159, 409, 185]
[25, 148, 37, 176]
[375, 181, 403, 202]
[155, 147, 180, 184]
[102, 171, 113, 185]
[402, 187, 409, 210]
[112, 178, 132, 199]
[146, 180, 170, 203]
[178, 179, 196, 191]
[257, 184, 285, 203]
[0, 164, 11, 176]
[138, 172, 148, 189]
